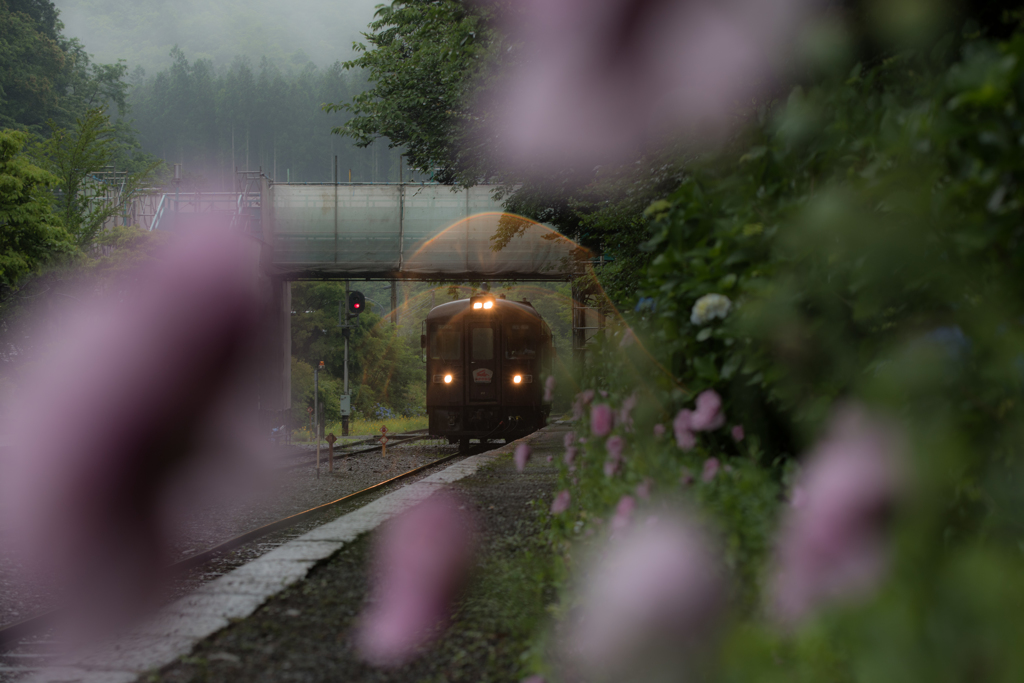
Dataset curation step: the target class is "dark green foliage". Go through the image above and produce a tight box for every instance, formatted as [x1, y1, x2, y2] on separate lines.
[0, 128, 73, 294]
[30, 108, 158, 247]
[0, 0, 132, 133]
[290, 281, 422, 422]
[328, 0, 497, 185]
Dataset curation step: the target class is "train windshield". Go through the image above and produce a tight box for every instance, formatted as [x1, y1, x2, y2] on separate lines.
[429, 323, 461, 360]
[506, 323, 537, 359]
[471, 327, 494, 360]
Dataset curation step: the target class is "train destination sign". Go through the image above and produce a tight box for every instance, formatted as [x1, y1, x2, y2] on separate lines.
[473, 368, 494, 384]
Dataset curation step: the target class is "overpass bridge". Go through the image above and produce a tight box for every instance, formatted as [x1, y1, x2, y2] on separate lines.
[141, 174, 603, 428]
[148, 177, 579, 282]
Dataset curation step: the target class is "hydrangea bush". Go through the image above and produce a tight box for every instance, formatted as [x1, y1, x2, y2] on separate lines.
[533, 27, 1024, 683]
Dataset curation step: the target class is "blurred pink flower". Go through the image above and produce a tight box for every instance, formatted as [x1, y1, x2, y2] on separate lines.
[731, 424, 745, 442]
[770, 404, 905, 626]
[0, 230, 264, 648]
[701, 458, 720, 482]
[653, 423, 666, 438]
[544, 375, 556, 402]
[604, 457, 620, 478]
[579, 389, 596, 405]
[599, 390, 609, 398]
[564, 514, 727, 680]
[691, 390, 726, 431]
[790, 486, 807, 508]
[673, 409, 696, 450]
[606, 435, 625, 460]
[486, 0, 815, 175]
[611, 495, 635, 535]
[564, 446, 578, 467]
[636, 478, 653, 500]
[514, 443, 532, 472]
[551, 489, 572, 514]
[619, 393, 638, 432]
[564, 431, 576, 449]
[356, 490, 477, 667]
[591, 403, 615, 436]
[620, 329, 637, 347]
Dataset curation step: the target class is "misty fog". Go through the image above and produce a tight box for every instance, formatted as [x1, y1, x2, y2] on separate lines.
[53, 0, 384, 71]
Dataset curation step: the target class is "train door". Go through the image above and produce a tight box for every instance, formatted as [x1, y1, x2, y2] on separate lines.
[468, 322, 497, 402]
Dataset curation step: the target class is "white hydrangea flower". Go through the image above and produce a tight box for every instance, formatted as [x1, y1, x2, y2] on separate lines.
[690, 294, 732, 326]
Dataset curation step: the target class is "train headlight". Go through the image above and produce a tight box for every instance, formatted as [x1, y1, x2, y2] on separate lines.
[483, 301, 493, 309]
[444, 374, 453, 384]
[472, 302, 483, 310]
[513, 374, 522, 384]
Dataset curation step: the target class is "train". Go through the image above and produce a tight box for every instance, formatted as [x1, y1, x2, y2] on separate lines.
[422, 293, 553, 448]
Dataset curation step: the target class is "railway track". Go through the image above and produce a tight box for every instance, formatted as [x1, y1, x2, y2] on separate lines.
[280, 430, 439, 471]
[0, 442, 480, 654]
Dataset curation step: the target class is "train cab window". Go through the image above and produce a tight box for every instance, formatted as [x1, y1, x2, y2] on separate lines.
[471, 327, 494, 360]
[429, 324, 461, 360]
[505, 324, 536, 359]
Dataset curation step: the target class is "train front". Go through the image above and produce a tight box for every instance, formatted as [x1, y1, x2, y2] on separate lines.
[423, 294, 552, 447]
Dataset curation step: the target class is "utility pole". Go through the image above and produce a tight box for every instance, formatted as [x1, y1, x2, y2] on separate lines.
[342, 280, 350, 437]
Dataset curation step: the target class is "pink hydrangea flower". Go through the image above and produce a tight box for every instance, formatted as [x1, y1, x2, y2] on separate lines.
[606, 435, 625, 460]
[514, 443, 531, 472]
[604, 456, 621, 478]
[487, 0, 815, 175]
[356, 490, 477, 667]
[544, 375, 556, 402]
[564, 514, 727, 680]
[653, 423, 666, 438]
[564, 446, 578, 467]
[610, 495, 635, 535]
[731, 424, 745, 442]
[769, 404, 905, 626]
[701, 458, 720, 482]
[591, 403, 615, 436]
[673, 409, 696, 450]
[551, 489, 572, 514]
[690, 390, 726, 431]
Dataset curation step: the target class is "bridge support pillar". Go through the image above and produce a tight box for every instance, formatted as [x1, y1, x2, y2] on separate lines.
[258, 277, 291, 434]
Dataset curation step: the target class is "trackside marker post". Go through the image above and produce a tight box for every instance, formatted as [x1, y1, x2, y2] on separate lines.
[380, 425, 388, 458]
[326, 433, 337, 473]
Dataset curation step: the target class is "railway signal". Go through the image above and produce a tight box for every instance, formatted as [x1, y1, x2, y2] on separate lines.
[347, 291, 365, 315]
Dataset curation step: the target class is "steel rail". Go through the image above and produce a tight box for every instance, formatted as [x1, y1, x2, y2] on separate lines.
[280, 431, 440, 471]
[0, 446, 472, 650]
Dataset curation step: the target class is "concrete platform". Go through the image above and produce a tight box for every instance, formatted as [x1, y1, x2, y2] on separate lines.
[23, 427, 560, 683]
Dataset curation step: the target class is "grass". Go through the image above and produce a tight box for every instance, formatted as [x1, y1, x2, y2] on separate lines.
[291, 415, 429, 443]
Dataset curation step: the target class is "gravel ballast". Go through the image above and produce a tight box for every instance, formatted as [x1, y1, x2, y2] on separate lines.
[147, 425, 566, 683]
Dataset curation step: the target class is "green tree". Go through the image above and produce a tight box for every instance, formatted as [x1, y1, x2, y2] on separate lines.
[31, 108, 158, 248]
[0, 128, 74, 296]
[325, 0, 497, 185]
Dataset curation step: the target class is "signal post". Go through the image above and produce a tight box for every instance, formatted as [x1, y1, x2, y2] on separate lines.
[339, 283, 365, 436]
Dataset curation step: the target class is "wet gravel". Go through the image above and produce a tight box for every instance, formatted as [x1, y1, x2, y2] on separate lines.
[151, 426, 565, 683]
